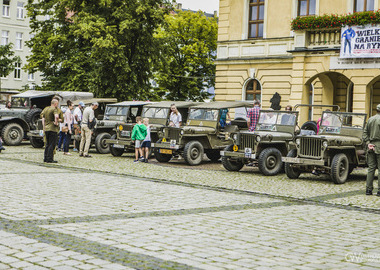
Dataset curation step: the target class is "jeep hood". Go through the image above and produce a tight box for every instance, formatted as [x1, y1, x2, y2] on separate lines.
[297, 134, 363, 145]
[241, 130, 294, 140]
[183, 126, 216, 134]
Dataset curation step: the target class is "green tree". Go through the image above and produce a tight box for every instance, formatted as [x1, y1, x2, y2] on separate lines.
[26, 0, 171, 100]
[154, 10, 218, 101]
[0, 44, 20, 91]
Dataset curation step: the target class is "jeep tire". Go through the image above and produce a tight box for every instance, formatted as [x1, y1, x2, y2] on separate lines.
[331, 153, 349, 184]
[206, 150, 221, 162]
[109, 135, 124, 157]
[95, 132, 111, 154]
[30, 136, 44, 148]
[183, 140, 204, 166]
[258, 147, 283, 176]
[154, 139, 172, 163]
[221, 145, 244, 171]
[25, 108, 42, 130]
[2, 123, 24, 146]
[285, 149, 301, 179]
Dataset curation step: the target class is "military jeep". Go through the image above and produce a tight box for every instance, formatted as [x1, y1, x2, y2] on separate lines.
[220, 110, 299, 176]
[282, 111, 367, 184]
[106, 101, 196, 157]
[1, 90, 92, 146]
[152, 101, 252, 165]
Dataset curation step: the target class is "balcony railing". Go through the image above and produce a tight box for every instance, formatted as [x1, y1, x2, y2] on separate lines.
[294, 28, 341, 50]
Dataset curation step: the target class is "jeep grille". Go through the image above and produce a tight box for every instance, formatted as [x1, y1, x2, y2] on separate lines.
[240, 133, 255, 150]
[299, 138, 322, 158]
[168, 128, 181, 142]
[120, 125, 133, 138]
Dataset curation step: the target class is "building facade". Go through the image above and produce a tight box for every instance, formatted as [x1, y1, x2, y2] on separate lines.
[215, 0, 380, 124]
[0, 0, 41, 93]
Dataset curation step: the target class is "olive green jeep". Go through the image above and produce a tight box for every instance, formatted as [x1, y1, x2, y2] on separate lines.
[152, 101, 252, 165]
[106, 101, 196, 157]
[282, 111, 367, 184]
[220, 110, 299, 175]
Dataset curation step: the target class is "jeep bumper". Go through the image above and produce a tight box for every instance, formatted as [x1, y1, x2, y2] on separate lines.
[105, 139, 133, 148]
[220, 151, 256, 160]
[27, 130, 43, 138]
[282, 157, 324, 166]
[151, 142, 180, 150]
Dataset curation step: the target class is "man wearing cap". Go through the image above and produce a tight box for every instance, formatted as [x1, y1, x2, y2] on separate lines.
[79, 102, 98, 157]
[73, 101, 84, 151]
[363, 103, 380, 196]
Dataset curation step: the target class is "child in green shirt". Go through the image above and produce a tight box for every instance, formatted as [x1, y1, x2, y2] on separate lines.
[131, 116, 147, 163]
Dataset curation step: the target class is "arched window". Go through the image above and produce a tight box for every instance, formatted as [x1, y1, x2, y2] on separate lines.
[245, 79, 261, 102]
[298, 0, 316, 16]
[354, 0, 374, 12]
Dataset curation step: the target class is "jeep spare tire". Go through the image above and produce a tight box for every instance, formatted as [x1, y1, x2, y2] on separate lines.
[2, 123, 24, 146]
[300, 121, 317, 134]
[25, 108, 42, 130]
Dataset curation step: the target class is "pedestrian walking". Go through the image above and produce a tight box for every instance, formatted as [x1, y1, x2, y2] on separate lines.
[131, 116, 147, 163]
[141, 118, 151, 163]
[363, 104, 380, 196]
[79, 102, 98, 158]
[73, 101, 84, 152]
[247, 100, 260, 131]
[170, 104, 182, 127]
[63, 100, 74, 156]
[57, 107, 67, 151]
[41, 99, 61, 163]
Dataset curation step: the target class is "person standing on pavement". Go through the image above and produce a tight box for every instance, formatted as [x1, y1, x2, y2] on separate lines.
[131, 116, 147, 163]
[41, 99, 60, 163]
[363, 104, 380, 196]
[73, 101, 84, 152]
[79, 102, 98, 158]
[141, 118, 151, 163]
[170, 104, 182, 128]
[247, 100, 261, 131]
[63, 100, 74, 156]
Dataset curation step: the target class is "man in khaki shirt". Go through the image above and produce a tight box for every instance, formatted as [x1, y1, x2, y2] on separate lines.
[79, 102, 98, 157]
[41, 99, 60, 163]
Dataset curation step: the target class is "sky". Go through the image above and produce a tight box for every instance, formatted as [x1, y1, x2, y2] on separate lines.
[176, 0, 219, 14]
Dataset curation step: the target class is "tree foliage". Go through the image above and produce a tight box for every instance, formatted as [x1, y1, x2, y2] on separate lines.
[0, 44, 20, 87]
[154, 10, 218, 101]
[26, 0, 170, 100]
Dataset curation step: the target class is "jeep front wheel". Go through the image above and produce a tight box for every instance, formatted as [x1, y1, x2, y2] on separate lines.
[206, 150, 221, 162]
[153, 139, 172, 162]
[109, 135, 124, 157]
[2, 123, 24, 146]
[331, 153, 349, 184]
[30, 136, 44, 148]
[95, 132, 111, 154]
[183, 141, 204, 166]
[258, 147, 283, 176]
[221, 145, 244, 171]
[284, 149, 301, 179]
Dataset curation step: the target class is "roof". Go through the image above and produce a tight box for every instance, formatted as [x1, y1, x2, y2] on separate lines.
[107, 101, 154, 107]
[143, 101, 200, 108]
[12, 90, 93, 102]
[73, 98, 118, 105]
[189, 101, 254, 109]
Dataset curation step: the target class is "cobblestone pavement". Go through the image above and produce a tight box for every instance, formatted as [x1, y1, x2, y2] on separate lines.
[1, 145, 380, 269]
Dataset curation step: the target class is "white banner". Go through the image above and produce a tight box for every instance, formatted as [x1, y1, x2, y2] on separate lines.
[340, 24, 380, 58]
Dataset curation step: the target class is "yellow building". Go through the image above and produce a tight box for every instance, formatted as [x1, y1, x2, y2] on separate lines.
[215, 0, 380, 123]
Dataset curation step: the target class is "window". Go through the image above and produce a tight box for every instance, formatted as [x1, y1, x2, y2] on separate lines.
[16, 32, 23, 49]
[354, 0, 374, 12]
[2, 0, 9, 17]
[245, 79, 261, 102]
[28, 72, 34, 81]
[298, 0, 316, 16]
[248, 0, 264, 38]
[1, 30, 8, 45]
[17, 2, 24, 19]
[14, 62, 21, 79]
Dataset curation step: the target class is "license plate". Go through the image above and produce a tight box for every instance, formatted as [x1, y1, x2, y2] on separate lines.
[113, 144, 124, 149]
[121, 131, 130, 137]
[282, 157, 299, 163]
[159, 149, 172, 154]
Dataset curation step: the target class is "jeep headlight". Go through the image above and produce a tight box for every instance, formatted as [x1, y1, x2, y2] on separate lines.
[323, 141, 328, 148]
[295, 138, 300, 146]
[233, 134, 238, 140]
[180, 129, 184, 135]
[256, 135, 261, 142]
[118, 125, 123, 131]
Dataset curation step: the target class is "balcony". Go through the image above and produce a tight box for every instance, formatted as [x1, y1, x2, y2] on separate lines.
[293, 28, 341, 50]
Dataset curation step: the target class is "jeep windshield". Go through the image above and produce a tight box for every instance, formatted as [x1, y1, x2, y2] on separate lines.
[105, 106, 128, 116]
[189, 109, 218, 121]
[320, 112, 366, 134]
[11, 97, 29, 108]
[142, 107, 169, 119]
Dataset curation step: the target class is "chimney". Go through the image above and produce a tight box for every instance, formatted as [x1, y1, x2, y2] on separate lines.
[177, 3, 182, 10]
[214, 10, 218, 17]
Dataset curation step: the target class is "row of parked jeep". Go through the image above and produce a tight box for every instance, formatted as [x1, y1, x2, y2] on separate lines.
[0, 91, 368, 185]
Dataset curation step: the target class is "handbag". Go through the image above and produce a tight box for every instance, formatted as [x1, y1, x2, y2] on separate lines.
[88, 118, 97, 129]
